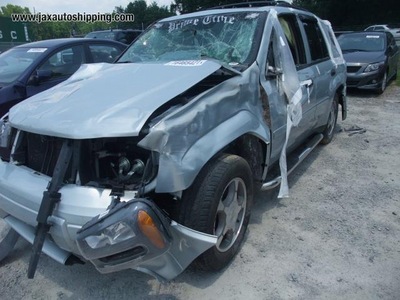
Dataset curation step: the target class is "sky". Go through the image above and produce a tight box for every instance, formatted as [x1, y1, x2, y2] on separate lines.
[0, 0, 174, 14]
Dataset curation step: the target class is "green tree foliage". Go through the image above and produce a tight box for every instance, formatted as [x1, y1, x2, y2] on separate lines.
[0, 4, 30, 15]
[118, 0, 173, 30]
[293, 0, 400, 29]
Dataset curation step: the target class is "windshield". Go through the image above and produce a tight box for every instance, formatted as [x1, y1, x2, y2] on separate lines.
[0, 47, 46, 84]
[338, 33, 385, 52]
[118, 12, 264, 67]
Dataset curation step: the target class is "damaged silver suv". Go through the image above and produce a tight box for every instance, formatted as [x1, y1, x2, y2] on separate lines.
[0, 3, 346, 281]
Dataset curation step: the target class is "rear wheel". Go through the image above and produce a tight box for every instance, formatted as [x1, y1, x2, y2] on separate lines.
[320, 94, 339, 145]
[178, 154, 253, 270]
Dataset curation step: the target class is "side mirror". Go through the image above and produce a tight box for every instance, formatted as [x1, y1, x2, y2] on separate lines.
[28, 69, 53, 85]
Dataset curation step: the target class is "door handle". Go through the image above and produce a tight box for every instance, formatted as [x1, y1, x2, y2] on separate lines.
[300, 79, 313, 104]
[300, 79, 313, 88]
[331, 68, 337, 76]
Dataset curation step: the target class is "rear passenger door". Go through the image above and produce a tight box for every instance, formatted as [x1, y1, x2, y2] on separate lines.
[297, 14, 336, 129]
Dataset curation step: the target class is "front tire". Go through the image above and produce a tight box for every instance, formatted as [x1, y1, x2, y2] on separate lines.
[178, 154, 253, 271]
[377, 71, 387, 95]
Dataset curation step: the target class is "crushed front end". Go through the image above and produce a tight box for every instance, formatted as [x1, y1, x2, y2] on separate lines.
[0, 125, 216, 280]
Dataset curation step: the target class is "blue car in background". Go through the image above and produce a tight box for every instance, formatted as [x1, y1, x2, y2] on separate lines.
[0, 38, 126, 116]
[337, 31, 399, 94]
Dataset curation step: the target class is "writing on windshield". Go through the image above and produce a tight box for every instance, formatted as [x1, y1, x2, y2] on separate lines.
[118, 12, 262, 67]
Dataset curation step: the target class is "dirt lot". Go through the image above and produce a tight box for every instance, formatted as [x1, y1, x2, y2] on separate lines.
[1, 83, 400, 300]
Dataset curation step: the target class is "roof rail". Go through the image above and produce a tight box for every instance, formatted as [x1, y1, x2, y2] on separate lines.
[207, 1, 309, 12]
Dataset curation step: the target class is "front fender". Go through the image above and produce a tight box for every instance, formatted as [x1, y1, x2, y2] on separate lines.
[155, 110, 270, 193]
[138, 62, 268, 193]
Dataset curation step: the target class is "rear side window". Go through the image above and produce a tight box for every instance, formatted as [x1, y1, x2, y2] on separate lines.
[320, 21, 341, 58]
[300, 17, 329, 62]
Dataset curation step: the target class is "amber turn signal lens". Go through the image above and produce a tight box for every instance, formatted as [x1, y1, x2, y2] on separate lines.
[138, 210, 165, 249]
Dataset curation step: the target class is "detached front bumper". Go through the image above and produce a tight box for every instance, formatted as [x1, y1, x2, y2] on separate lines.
[0, 160, 216, 281]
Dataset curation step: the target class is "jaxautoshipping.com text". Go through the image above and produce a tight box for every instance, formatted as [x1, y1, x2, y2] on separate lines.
[11, 12, 134, 24]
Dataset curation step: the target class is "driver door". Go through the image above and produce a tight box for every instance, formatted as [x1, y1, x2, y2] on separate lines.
[26, 45, 85, 98]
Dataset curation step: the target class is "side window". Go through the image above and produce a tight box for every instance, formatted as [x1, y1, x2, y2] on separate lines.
[300, 17, 329, 62]
[320, 21, 341, 58]
[37, 45, 85, 81]
[89, 44, 122, 63]
[278, 14, 307, 67]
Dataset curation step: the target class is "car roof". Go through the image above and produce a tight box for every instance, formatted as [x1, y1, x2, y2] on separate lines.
[160, 5, 316, 22]
[14, 38, 126, 49]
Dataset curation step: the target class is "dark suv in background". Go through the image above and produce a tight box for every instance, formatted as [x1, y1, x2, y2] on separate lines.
[85, 29, 143, 44]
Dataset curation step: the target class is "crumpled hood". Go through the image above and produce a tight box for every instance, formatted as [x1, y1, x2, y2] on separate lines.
[9, 61, 221, 138]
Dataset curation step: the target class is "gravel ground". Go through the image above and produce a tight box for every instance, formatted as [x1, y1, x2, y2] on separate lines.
[1, 83, 400, 300]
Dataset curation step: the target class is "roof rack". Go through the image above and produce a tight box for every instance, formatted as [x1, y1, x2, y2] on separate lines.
[207, 1, 309, 12]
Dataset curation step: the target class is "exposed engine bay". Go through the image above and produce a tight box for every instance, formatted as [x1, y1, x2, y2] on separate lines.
[11, 132, 154, 190]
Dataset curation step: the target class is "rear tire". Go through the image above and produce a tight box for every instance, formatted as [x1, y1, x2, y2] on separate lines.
[320, 94, 339, 145]
[178, 154, 253, 271]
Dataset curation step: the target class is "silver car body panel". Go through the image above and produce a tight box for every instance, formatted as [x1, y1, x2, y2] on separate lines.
[139, 62, 271, 193]
[9, 61, 221, 139]
[97, 221, 217, 281]
[4, 215, 71, 264]
[0, 160, 217, 280]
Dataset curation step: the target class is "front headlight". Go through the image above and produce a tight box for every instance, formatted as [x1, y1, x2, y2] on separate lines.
[76, 199, 171, 261]
[364, 62, 384, 73]
[84, 221, 136, 249]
